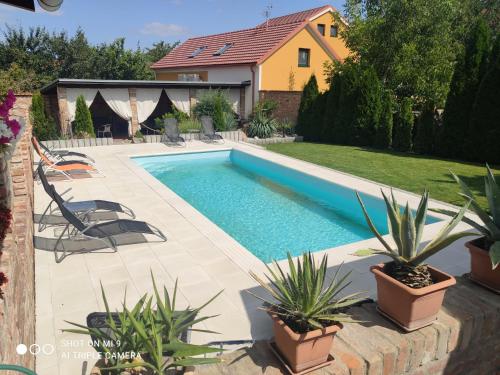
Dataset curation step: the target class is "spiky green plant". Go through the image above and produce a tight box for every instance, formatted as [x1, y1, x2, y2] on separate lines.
[64, 272, 222, 375]
[431, 165, 500, 269]
[248, 252, 364, 333]
[355, 190, 474, 287]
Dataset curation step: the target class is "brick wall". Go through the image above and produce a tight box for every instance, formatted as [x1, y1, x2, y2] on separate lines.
[197, 277, 500, 375]
[0, 94, 35, 373]
[259, 90, 302, 123]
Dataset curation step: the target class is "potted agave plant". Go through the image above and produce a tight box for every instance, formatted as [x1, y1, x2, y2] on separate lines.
[432, 166, 500, 293]
[355, 190, 473, 331]
[249, 252, 363, 373]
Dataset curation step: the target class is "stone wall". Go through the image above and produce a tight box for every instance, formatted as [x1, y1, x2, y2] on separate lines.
[0, 94, 35, 373]
[196, 277, 500, 375]
[259, 90, 302, 123]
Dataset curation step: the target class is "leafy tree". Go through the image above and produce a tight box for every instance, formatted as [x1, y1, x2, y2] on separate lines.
[296, 75, 319, 139]
[374, 91, 394, 149]
[342, 0, 464, 106]
[413, 104, 436, 155]
[30, 92, 57, 140]
[440, 18, 492, 158]
[73, 95, 94, 137]
[392, 98, 413, 152]
[145, 41, 179, 65]
[466, 36, 500, 163]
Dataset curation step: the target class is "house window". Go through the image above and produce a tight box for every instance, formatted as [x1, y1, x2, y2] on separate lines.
[189, 46, 206, 58]
[298, 48, 310, 67]
[178, 73, 201, 81]
[330, 25, 338, 38]
[317, 24, 325, 36]
[214, 43, 233, 56]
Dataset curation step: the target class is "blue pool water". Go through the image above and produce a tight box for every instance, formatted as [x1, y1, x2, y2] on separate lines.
[133, 150, 438, 263]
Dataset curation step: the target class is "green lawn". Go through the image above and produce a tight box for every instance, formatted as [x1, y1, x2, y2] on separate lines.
[266, 142, 498, 209]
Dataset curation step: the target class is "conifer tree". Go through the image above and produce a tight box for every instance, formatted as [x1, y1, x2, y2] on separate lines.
[392, 98, 413, 152]
[439, 18, 491, 158]
[30, 92, 57, 140]
[414, 104, 436, 155]
[296, 75, 319, 140]
[73, 95, 95, 137]
[374, 91, 393, 149]
[321, 72, 342, 143]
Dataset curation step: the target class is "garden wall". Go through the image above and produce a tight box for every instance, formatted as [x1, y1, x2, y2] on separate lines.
[259, 90, 302, 123]
[0, 94, 36, 373]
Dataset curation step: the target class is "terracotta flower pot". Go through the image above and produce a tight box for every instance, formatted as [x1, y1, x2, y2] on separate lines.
[269, 312, 342, 373]
[466, 238, 500, 293]
[371, 264, 456, 331]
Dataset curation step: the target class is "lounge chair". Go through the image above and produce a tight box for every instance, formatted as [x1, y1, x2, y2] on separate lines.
[34, 136, 95, 163]
[32, 137, 103, 180]
[36, 163, 135, 232]
[161, 118, 185, 146]
[200, 116, 224, 143]
[49, 184, 167, 263]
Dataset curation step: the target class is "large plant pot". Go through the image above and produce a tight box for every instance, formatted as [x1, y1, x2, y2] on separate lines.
[371, 264, 456, 331]
[466, 238, 500, 293]
[269, 312, 341, 373]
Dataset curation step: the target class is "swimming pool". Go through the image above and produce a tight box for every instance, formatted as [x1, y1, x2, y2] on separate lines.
[133, 150, 438, 263]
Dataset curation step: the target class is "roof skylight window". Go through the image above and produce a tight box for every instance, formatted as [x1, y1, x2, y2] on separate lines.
[189, 46, 206, 58]
[213, 43, 233, 56]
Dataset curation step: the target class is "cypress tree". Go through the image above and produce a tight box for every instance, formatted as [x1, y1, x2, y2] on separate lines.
[354, 65, 382, 146]
[296, 75, 319, 140]
[308, 92, 327, 141]
[321, 72, 342, 143]
[30, 92, 57, 140]
[413, 104, 437, 155]
[374, 91, 393, 149]
[73, 95, 95, 137]
[439, 18, 491, 158]
[393, 98, 413, 152]
[467, 35, 500, 163]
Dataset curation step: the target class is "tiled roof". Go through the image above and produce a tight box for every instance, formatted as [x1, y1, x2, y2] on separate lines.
[151, 5, 333, 70]
[256, 5, 331, 27]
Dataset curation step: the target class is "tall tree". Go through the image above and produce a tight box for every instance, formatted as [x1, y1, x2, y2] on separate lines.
[343, 0, 464, 106]
[413, 104, 436, 155]
[145, 41, 179, 65]
[296, 75, 319, 140]
[374, 91, 394, 149]
[30, 92, 57, 140]
[392, 98, 413, 152]
[73, 95, 94, 137]
[439, 18, 491, 158]
[466, 36, 500, 163]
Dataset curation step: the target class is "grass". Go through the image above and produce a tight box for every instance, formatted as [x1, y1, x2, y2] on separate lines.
[266, 142, 499, 210]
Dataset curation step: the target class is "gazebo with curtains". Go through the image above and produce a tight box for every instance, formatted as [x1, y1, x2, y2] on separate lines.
[40, 79, 250, 138]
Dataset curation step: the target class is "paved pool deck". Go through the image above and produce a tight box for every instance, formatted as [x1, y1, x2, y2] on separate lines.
[34, 141, 474, 375]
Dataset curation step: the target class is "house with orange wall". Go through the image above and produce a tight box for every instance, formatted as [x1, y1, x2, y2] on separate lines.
[151, 5, 350, 121]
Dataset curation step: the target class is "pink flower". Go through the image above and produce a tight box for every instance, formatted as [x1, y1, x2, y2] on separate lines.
[5, 119, 20, 136]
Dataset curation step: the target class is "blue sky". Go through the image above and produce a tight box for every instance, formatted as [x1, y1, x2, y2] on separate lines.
[0, 0, 344, 48]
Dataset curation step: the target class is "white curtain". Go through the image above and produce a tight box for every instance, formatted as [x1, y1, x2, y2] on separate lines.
[228, 89, 240, 113]
[99, 88, 133, 136]
[136, 88, 163, 123]
[66, 88, 98, 121]
[165, 88, 190, 115]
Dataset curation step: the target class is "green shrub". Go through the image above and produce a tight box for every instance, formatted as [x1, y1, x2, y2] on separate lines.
[178, 118, 201, 133]
[276, 118, 294, 137]
[133, 130, 144, 139]
[374, 91, 394, 149]
[73, 95, 94, 138]
[30, 92, 58, 140]
[296, 75, 319, 139]
[193, 89, 233, 131]
[413, 104, 436, 155]
[392, 98, 413, 152]
[254, 99, 278, 117]
[247, 111, 276, 139]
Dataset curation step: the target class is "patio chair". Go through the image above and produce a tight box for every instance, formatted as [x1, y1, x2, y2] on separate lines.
[36, 163, 135, 232]
[32, 138, 103, 180]
[200, 116, 224, 143]
[97, 124, 112, 138]
[49, 184, 167, 263]
[161, 118, 186, 146]
[34, 136, 95, 163]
